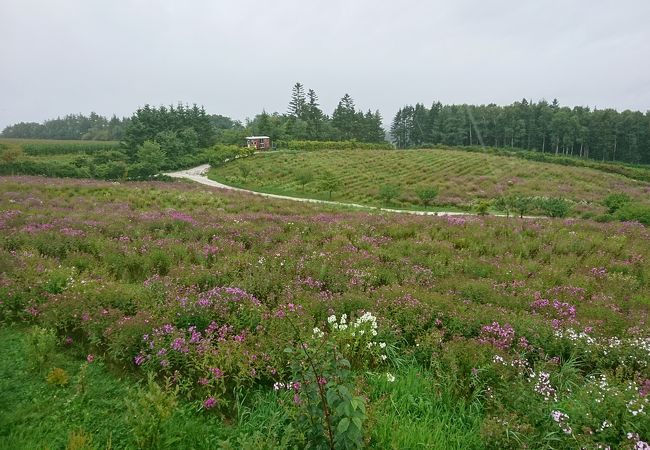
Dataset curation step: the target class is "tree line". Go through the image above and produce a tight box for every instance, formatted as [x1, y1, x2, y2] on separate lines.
[221, 83, 386, 145]
[391, 99, 650, 164]
[1, 113, 130, 141]
[1, 83, 387, 145]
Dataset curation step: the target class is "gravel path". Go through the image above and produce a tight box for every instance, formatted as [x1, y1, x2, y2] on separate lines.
[165, 164, 525, 218]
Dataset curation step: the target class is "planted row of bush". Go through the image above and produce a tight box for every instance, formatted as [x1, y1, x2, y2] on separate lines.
[279, 140, 394, 151]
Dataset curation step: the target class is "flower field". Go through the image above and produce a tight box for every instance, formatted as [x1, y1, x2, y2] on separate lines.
[208, 148, 650, 216]
[0, 176, 649, 449]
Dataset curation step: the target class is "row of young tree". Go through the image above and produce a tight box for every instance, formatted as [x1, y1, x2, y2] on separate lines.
[391, 99, 650, 164]
[1, 113, 130, 141]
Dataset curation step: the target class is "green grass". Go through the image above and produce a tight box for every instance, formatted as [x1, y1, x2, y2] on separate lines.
[367, 368, 483, 449]
[0, 325, 483, 449]
[0, 325, 301, 449]
[208, 148, 650, 215]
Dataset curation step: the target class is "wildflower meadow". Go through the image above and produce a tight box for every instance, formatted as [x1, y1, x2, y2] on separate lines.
[0, 175, 648, 449]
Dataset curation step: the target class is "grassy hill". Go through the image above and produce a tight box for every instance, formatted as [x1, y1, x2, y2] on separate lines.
[208, 148, 650, 216]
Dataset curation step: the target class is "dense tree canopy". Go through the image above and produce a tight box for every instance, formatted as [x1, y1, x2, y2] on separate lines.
[123, 103, 215, 154]
[247, 84, 386, 144]
[1, 113, 129, 140]
[391, 99, 650, 164]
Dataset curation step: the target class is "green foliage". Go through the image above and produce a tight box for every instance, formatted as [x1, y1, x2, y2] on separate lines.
[209, 148, 650, 216]
[126, 374, 179, 449]
[46, 367, 70, 386]
[2, 178, 650, 448]
[319, 171, 341, 200]
[391, 100, 650, 166]
[378, 184, 400, 204]
[124, 103, 215, 154]
[2, 113, 128, 141]
[26, 326, 58, 371]
[475, 200, 491, 216]
[134, 140, 167, 177]
[1, 146, 24, 163]
[282, 140, 393, 151]
[537, 197, 572, 218]
[416, 186, 439, 206]
[284, 326, 367, 449]
[294, 168, 314, 191]
[615, 202, 650, 225]
[603, 192, 632, 213]
[509, 196, 534, 218]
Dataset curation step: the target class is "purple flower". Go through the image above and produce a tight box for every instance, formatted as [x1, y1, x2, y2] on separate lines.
[203, 397, 217, 409]
[134, 354, 146, 366]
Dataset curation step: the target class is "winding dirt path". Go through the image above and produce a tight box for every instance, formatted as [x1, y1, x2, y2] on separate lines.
[165, 164, 525, 218]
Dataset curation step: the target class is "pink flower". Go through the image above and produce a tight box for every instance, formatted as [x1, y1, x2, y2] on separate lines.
[86, 354, 94, 363]
[203, 397, 217, 409]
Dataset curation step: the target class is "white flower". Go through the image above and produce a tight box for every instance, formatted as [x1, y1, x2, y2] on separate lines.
[379, 342, 386, 349]
[386, 373, 395, 382]
[327, 315, 337, 324]
[312, 327, 324, 338]
[380, 354, 387, 361]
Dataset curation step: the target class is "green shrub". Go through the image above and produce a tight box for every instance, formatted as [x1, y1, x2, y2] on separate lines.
[603, 192, 631, 213]
[538, 197, 572, 218]
[26, 326, 58, 371]
[378, 184, 400, 204]
[615, 202, 650, 225]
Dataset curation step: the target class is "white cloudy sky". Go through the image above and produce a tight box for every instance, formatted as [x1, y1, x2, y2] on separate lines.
[1, 0, 649, 128]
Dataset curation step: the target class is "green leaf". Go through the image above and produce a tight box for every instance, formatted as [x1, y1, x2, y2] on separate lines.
[337, 417, 350, 434]
[326, 389, 338, 405]
[352, 417, 363, 430]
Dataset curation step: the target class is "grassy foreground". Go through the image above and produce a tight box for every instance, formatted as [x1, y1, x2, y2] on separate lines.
[0, 176, 649, 448]
[207, 148, 650, 215]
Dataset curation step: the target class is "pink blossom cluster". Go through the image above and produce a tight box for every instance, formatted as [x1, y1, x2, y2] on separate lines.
[479, 322, 515, 349]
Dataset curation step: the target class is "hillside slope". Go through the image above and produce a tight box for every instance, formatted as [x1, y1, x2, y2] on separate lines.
[207, 148, 650, 215]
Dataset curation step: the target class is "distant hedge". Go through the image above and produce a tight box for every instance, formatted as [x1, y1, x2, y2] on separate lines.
[278, 140, 394, 151]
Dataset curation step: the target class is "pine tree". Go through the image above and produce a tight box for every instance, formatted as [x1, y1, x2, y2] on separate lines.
[332, 94, 357, 140]
[287, 82, 306, 118]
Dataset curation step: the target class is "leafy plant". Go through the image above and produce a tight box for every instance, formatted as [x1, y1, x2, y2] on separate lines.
[46, 367, 70, 386]
[416, 186, 439, 207]
[378, 184, 400, 205]
[603, 192, 631, 213]
[125, 374, 179, 450]
[26, 326, 58, 371]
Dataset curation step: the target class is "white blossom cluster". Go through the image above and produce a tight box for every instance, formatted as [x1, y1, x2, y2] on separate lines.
[325, 312, 387, 362]
[554, 329, 650, 368]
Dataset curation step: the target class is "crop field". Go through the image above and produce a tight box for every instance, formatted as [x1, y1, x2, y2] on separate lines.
[0, 138, 121, 155]
[0, 138, 128, 179]
[208, 149, 650, 215]
[0, 175, 648, 448]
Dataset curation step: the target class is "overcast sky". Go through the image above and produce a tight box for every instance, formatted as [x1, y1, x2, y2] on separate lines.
[1, 0, 649, 129]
